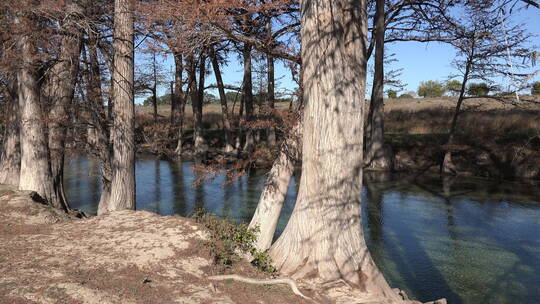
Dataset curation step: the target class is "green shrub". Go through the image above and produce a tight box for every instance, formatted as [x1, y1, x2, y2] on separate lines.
[418, 80, 445, 97]
[467, 82, 490, 97]
[446, 80, 462, 96]
[532, 81, 540, 95]
[398, 93, 413, 99]
[192, 209, 276, 273]
[386, 89, 398, 99]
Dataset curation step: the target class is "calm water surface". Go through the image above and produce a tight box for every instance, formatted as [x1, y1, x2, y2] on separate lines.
[65, 155, 540, 304]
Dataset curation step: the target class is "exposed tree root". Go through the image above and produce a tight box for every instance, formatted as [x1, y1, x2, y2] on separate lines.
[208, 274, 313, 300]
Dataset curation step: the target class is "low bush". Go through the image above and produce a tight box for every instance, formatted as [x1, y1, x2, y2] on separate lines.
[418, 80, 445, 97]
[532, 81, 540, 95]
[467, 82, 490, 97]
[386, 89, 398, 99]
[192, 209, 276, 273]
[398, 93, 413, 99]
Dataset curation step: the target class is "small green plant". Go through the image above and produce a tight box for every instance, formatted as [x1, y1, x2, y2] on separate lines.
[418, 80, 446, 97]
[386, 89, 398, 99]
[445, 79, 462, 96]
[398, 93, 413, 99]
[532, 81, 540, 95]
[192, 209, 276, 273]
[467, 82, 490, 97]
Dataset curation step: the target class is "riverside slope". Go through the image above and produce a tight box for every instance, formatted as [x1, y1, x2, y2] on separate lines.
[0, 185, 445, 304]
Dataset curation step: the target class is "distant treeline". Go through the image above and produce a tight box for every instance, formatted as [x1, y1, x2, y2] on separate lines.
[142, 91, 293, 106]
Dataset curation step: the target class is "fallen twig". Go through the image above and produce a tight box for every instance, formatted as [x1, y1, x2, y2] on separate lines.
[208, 274, 312, 300]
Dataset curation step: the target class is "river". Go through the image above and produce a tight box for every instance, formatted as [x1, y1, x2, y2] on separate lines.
[64, 155, 540, 304]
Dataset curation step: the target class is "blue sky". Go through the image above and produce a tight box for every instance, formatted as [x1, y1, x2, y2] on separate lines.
[379, 7, 540, 95]
[135, 6, 540, 103]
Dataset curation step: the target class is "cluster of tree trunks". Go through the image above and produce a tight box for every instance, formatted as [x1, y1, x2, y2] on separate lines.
[0, 0, 136, 215]
[7, 2, 83, 212]
[249, 120, 301, 251]
[2, 1, 532, 302]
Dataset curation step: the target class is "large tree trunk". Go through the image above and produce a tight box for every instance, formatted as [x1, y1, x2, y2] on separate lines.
[249, 120, 301, 252]
[107, 0, 135, 212]
[364, 0, 393, 171]
[210, 48, 234, 153]
[266, 53, 277, 147]
[16, 18, 62, 209]
[97, 167, 113, 215]
[0, 78, 21, 186]
[171, 52, 183, 122]
[192, 54, 206, 155]
[172, 52, 186, 156]
[85, 30, 105, 147]
[84, 34, 114, 215]
[266, 21, 277, 147]
[45, 1, 82, 210]
[268, 0, 398, 297]
[242, 44, 255, 152]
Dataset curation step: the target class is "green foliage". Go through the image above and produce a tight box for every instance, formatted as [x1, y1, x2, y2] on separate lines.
[143, 94, 172, 106]
[398, 93, 413, 99]
[192, 209, 276, 273]
[532, 81, 540, 95]
[143, 92, 219, 106]
[417, 80, 445, 98]
[467, 82, 490, 97]
[446, 80, 462, 96]
[225, 91, 242, 103]
[386, 89, 398, 99]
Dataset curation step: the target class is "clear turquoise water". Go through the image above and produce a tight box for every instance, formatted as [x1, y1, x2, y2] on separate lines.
[65, 156, 540, 304]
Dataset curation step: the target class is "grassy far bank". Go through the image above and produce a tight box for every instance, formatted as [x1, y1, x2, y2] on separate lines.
[383, 97, 540, 139]
[130, 97, 540, 180]
[381, 97, 540, 180]
[137, 96, 540, 138]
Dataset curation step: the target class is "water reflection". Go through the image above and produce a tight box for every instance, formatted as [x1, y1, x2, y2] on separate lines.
[361, 172, 540, 304]
[65, 155, 540, 304]
[66, 156, 298, 225]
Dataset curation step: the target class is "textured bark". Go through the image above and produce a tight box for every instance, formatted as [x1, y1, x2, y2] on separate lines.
[86, 30, 107, 148]
[171, 52, 183, 124]
[364, 0, 393, 171]
[268, 0, 398, 297]
[97, 176, 112, 215]
[249, 121, 301, 252]
[0, 79, 21, 186]
[242, 44, 255, 152]
[84, 36, 114, 215]
[173, 52, 186, 156]
[192, 55, 206, 155]
[210, 48, 234, 153]
[107, 0, 135, 212]
[16, 20, 61, 208]
[266, 21, 277, 147]
[266, 52, 277, 147]
[45, 1, 82, 210]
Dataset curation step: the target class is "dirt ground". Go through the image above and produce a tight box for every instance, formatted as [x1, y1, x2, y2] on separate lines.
[0, 185, 445, 304]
